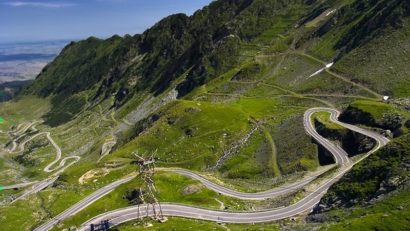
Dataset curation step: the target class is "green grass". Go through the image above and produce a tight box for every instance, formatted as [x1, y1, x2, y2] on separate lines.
[342, 99, 410, 134]
[51, 176, 143, 230]
[0, 167, 137, 231]
[115, 217, 280, 231]
[56, 171, 248, 230]
[0, 181, 97, 230]
[0, 96, 50, 130]
[40, 188, 96, 217]
[43, 93, 87, 126]
[264, 54, 322, 88]
[219, 125, 281, 180]
[273, 114, 319, 174]
[107, 100, 251, 170]
[199, 60, 263, 96]
[333, 18, 410, 97]
[318, 133, 410, 217]
[350, 100, 400, 120]
[1, 1, 409, 231]
[322, 187, 410, 231]
[260, 54, 371, 97]
[234, 98, 282, 119]
[305, 9, 335, 28]
[200, 52, 371, 104]
[313, 111, 345, 130]
[304, 0, 367, 61]
[115, 217, 227, 231]
[107, 95, 322, 181]
[300, 1, 410, 97]
[0, 201, 40, 231]
[155, 172, 247, 210]
[219, 130, 268, 179]
[295, 71, 372, 97]
[0, 182, 98, 230]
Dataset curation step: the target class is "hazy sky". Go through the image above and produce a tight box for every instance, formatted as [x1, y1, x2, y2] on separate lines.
[0, 0, 213, 42]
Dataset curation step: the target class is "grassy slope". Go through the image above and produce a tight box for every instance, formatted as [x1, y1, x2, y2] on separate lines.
[0, 96, 125, 230]
[107, 100, 252, 170]
[322, 133, 409, 205]
[0, 33, 334, 231]
[314, 133, 410, 230]
[115, 217, 280, 231]
[342, 99, 410, 134]
[305, 0, 410, 97]
[1, 0, 410, 230]
[0, 96, 50, 130]
[323, 188, 410, 231]
[333, 18, 410, 97]
[55, 171, 251, 230]
[0, 97, 51, 185]
[313, 111, 345, 130]
[350, 100, 406, 120]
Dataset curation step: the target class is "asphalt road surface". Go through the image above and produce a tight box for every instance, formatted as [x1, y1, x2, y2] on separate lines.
[33, 175, 137, 231]
[11, 177, 58, 204]
[33, 108, 389, 230]
[165, 168, 329, 200]
[2, 121, 82, 203]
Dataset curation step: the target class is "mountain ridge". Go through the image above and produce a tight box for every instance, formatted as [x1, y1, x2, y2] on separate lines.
[1, 0, 409, 230]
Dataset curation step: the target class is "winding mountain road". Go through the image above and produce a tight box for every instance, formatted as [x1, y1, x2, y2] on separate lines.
[33, 175, 137, 231]
[165, 168, 329, 200]
[5, 122, 80, 174]
[304, 108, 352, 165]
[1, 122, 81, 200]
[163, 108, 388, 200]
[32, 107, 389, 231]
[7, 121, 41, 153]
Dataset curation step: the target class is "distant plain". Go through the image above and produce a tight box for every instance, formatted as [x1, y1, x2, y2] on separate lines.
[0, 40, 68, 83]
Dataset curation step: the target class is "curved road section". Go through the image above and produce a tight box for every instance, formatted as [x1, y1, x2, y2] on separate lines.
[33, 175, 137, 231]
[304, 109, 350, 165]
[163, 108, 385, 200]
[2, 122, 81, 202]
[34, 108, 389, 230]
[166, 168, 328, 200]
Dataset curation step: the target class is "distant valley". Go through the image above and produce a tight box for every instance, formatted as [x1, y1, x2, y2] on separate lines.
[0, 40, 69, 101]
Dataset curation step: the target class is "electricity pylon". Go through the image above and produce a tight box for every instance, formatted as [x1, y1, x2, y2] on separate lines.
[132, 150, 166, 222]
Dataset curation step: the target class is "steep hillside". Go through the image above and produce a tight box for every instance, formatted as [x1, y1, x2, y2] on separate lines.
[24, 0, 311, 126]
[299, 0, 410, 96]
[23, 0, 410, 127]
[1, 0, 410, 230]
[308, 133, 410, 230]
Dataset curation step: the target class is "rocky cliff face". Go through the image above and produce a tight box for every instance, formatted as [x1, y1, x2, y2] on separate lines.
[314, 118, 376, 157]
[309, 134, 410, 220]
[23, 0, 312, 126]
[340, 106, 404, 137]
[21, 0, 410, 126]
[3, 0, 410, 229]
